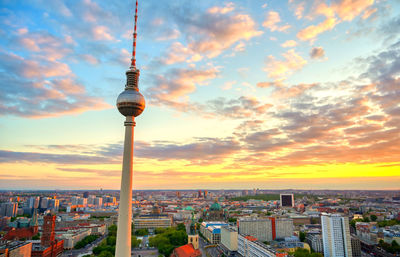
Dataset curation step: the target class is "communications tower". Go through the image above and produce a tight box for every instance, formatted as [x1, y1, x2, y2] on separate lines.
[115, 1, 145, 256]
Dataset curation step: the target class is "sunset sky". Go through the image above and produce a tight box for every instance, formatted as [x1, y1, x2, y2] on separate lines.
[0, 0, 399, 190]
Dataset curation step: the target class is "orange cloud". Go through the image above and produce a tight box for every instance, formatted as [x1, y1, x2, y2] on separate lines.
[264, 49, 307, 79]
[207, 2, 235, 14]
[281, 40, 298, 48]
[92, 26, 114, 41]
[263, 11, 291, 32]
[296, 0, 375, 41]
[297, 17, 337, 41]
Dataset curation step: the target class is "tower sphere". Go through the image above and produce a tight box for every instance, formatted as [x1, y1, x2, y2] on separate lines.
[116, 89, 145, 117]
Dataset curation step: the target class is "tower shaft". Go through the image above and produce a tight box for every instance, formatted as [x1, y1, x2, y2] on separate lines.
[115, 116, 135, 257]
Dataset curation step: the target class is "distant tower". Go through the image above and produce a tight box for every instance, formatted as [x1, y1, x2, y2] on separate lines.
[41, 214, 56, 247]
[280, 193, 294, 207]
[115, 1, 145, 257]
[30, 208, 39, 234]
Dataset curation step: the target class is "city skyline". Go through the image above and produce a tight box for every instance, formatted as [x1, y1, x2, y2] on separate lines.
[1, 0, 400, 190]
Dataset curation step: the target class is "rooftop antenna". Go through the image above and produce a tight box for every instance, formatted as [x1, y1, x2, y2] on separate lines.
[131, 0, 138, 69]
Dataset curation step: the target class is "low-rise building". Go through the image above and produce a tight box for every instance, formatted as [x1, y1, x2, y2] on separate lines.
[305, 232, 323, 253]
[0, 241, 32, 257]
[200, 222, 228, 244]
[238, 234, 287, 257]
[133, 214, 172, 230]
[57, 229, 91, 249]
[221, 226, 238, 252]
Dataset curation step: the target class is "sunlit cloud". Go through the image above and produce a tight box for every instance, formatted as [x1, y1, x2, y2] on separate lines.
[263, 11, 291, 32]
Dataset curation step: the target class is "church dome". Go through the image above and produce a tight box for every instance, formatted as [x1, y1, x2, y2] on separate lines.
[210, 202, 222, 211]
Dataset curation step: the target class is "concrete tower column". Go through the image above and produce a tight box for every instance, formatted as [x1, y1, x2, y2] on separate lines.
[115, 116, 135, 257]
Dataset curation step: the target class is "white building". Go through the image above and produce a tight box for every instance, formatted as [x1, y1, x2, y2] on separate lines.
[321, 213, 352, 257]
[239, 219, 273, 242]
[200, 222, 228, 244]
[306, 232, 323, 253]
[238, 234, 287, 257]
[58, 228, 91, 249]
[221, 226, 238, 251]
[275, 218, 293, 239]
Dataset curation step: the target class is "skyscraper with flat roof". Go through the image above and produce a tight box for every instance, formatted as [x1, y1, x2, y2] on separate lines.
[280, 194, 294, 207]
[321, 213, 352, 257]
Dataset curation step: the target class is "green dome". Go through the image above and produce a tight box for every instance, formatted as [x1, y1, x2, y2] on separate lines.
[210, 202, 222, 211]
[184, 206, 194, 211]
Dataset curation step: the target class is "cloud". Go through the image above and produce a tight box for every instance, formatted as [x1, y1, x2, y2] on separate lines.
[207, 96, 272, 119]
[281, 40, 297, 48]
[297, 17, 337, 41]
[0, 150, 115, 164]
[155, 2, 262, 62]
[262, 11, 291, 32]
[207, 2, 235, 15]
[264, 49, 307, 79]
[244, 40, 400, 166]
[296, 0, 375, 41]
[0, 52, 110, 118]
[146, 67, 219, 107]
[136, 137, 240, 164]
[310, 46, 325, 59]
[92, 26, 115, 41]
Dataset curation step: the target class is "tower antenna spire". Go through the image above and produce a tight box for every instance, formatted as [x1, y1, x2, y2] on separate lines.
[131, 0, 138, 68]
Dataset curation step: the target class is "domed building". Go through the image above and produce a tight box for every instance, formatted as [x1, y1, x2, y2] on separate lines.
[202, 200, 225, 221]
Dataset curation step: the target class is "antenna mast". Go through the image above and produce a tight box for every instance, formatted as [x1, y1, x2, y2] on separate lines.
[131, 0, 138, 68]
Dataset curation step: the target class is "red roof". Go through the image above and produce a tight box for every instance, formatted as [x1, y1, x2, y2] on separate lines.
[245, 235, 258, 241]
[3, 227, 38, 240]
[172, 244, 201, 257]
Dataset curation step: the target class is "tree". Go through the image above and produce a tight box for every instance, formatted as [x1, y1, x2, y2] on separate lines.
[350, 219, 363, 229]
[135, 228, 149, 236]
[131, 236, 141, 248]
[228, 217, 237, 223]
[370, 215, 377, 221]
[150, 226, 188, 256]
[108, 224, 117, 237]
[299, 231, 306, 242]
[32, 233, 40, 240]
[293, 248, 323, 257]
[98, 251, 114, 257]
[106, 236, 116, 246]
[176, 223, 186, 232]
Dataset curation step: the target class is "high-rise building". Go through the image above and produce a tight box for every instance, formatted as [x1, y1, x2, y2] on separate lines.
[198, 190, 202, 198]
[351, 236, 361, 257]
[239, 217, 293, 242]
[83, 191, 89, 198]
[275, 218, 294, 239]
[77, 198, 87, 206]
[280, 194, 294, 208]
[93, 197, 102, 207]
[321, 214, 352, 257]
[239, 219, 273, 242]
[71, 196, 79, 205]
[28, 197, 40, 209]
[115, 0, 146, 256]
[0, 202, 18, 217]
[48, 199, 59, 211]
[39, 197, 49, 209]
